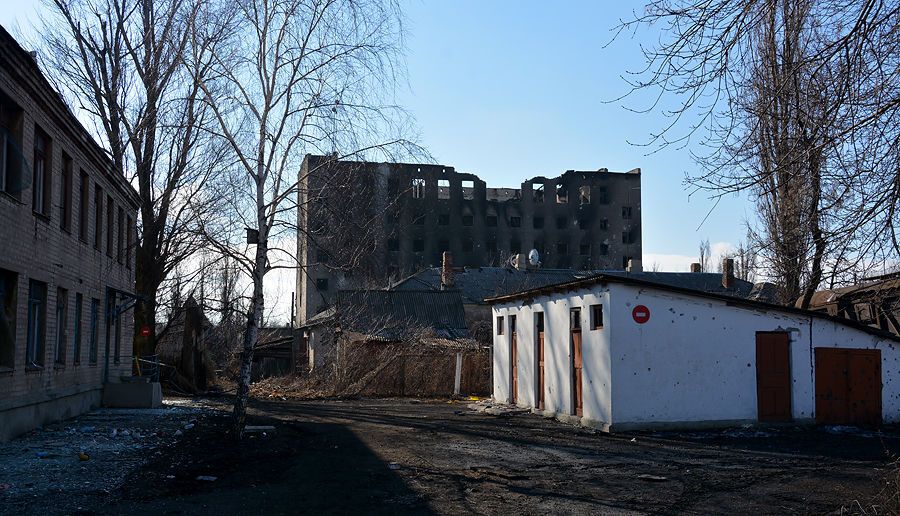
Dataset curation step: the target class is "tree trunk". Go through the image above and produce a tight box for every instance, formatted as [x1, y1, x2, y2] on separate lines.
[133, 239, 159, 371]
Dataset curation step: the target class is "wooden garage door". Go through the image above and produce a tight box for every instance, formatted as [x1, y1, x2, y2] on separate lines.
[756, 332, 792, 422]
[815, 348, 882, 427]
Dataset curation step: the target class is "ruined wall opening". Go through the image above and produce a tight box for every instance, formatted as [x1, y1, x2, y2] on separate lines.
[461, 180, 474, 200]
[438, 179, 450, 199]
[412, 177, 425, 199]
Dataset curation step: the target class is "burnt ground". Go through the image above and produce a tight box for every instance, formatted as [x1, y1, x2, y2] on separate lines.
[92, 397, 900, 515]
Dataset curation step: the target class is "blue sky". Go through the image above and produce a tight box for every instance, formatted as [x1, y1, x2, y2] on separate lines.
[0, 0, 753, 271]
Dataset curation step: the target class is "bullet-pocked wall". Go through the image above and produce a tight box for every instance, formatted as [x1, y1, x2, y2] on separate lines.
[296, 155, 642, 324]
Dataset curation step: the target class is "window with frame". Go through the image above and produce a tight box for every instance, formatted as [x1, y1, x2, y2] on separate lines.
[89, 298, 99, 364]
[485, 214, 498, 227]
[26, 279, 47, 368]
[599, 218, 608, 230]
[533, 216, 544, 229]
[78, 170, 89, 241]
[438, 213, 449, 226]
[461, 180, 475, 200]
[125, 215, 133, 269]
[113, 296, 121, 364]
[486, 239, 497, 253]
[32, 125, 52, 217]
[94, 186, 103, 250]
[599, 243, 609, 255]
[462, 214, 473, 226]
[61, 153, 73, 231]
[622, 206, 633, 219]
[0, 91, 24, 199]
[496, 316, 504, 335]
[54, 287, 67, 365]
[533, 184, 545, 203]
[106, 195, 114, 256]
[0, 268, 17, 369]
[117, 207, 124, 263]
[509, 216, 521, 228]
[590, 304, 603, 330]
[73, 293, 82, 365]
[438, 179, 450, 199]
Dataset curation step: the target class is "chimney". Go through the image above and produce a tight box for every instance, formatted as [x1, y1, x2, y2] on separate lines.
[626, 258, 643, 273]
[722, 258, 735, 289]
[441, 251, 454, 290]
[690, 262, 701, 273]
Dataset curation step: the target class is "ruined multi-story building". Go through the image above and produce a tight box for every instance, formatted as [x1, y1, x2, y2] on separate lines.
[0, 27, 139, 440]
[295, 154, 642, 324]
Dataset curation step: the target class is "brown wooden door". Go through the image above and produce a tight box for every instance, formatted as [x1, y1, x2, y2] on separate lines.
[538, 331, 545, 410]
[510, 315, 517, 404]
[572, 329, 583, 416]
[815, 348, 882, 427]
[756, 332, 792, 422]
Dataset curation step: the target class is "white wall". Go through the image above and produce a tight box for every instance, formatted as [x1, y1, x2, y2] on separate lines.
[609, 283, 900, 426]
[493, 281, 900, 429]
[492, 288, 613, 426]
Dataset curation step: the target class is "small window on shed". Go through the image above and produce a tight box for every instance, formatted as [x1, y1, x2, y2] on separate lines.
[496, 316, 504, 335]
[438, 179, 450, 199]
[411, 178, 425, 199]
[590, 304, 603, 330]
[533, 184, 544, 203]
[461, 180, 475, 200]
[580, 186, 590, 205]
[556, 185, 567, 204]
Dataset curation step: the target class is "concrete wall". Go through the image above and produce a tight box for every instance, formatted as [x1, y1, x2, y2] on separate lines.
[492, 281, 900, 430]
[0, 32, 137, 441]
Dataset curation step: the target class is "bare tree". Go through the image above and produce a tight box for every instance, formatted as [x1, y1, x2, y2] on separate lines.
[618, 0, 900, 304]
[189, 0, 416, 436]
[699, 239, 711, 272]
[40, 0, 224, 361]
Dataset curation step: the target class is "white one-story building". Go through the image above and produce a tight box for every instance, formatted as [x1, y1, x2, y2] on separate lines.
[487, 270, 900, 431]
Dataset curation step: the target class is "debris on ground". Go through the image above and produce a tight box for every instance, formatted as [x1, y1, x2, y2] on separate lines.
[0, 398, 224, 515]
[466, 399, 530, 416]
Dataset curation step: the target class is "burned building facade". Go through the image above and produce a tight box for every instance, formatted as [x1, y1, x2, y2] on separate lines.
[0, 27, 139, 440]
[295, 154, 641, 324]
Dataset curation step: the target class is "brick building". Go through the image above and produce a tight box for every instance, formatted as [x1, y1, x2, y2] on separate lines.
[295, 154, 641, 324]
[0, 26, 139, 440]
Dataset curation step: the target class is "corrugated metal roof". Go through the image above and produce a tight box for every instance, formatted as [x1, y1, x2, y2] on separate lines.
[336, 290, 468, 340]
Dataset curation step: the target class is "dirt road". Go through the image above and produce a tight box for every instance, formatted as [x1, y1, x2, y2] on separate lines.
[98, 397, 899, 515]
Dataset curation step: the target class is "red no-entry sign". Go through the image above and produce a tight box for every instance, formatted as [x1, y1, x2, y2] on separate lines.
[632, 305, 650, 324]
[140, 325, 151, 337]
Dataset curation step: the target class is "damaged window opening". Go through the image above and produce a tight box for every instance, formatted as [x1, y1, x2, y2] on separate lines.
[510, 240, 521, 254]
[599, 218, 608, 230]
[556, 216, 567, 229]
[556, 185, 567, 204]
[534, 241, 545, 254]
[413, 212, 425, 225]
[316, 249, 329, 263]
[439, 239, 450, 251]
[556, 242, 568, 255]
[509, 216, 521, 228]
[486, 215, 498, 227]
[591, 304, 603, 330]
[533, 184, 544, 203]
[463, 239, 474, 253]
[597, 187, 608, 203]
[438, 213, 450, 225]
[411, 177, 425, 199]
[316, 278, 329, 291]
[32, 125, 52, 217]
[622, 230, 636, 244]
[387, 239, 399, 252]
[462, 214, 473, 226]
[0, 268, 17, 369]
[622, 206, 632, 219]
[461, 180, 474, 200]
[580, 243, 591, 256]
[413, 239, 424, 252]
[73, 293, 82, 365]
[577, 217, 587, 230]
[486, 239, 497, 252]
[580, 185, 590, 205]
[533, 217, 544, 229]
[599, 243, 609, 255]
[438, 179, 450, 199]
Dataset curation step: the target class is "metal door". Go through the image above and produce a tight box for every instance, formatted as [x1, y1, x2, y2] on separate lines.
[538, 330, 545, 410]
[815, 348, 882, 426]
[755, 332, 792, 422]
